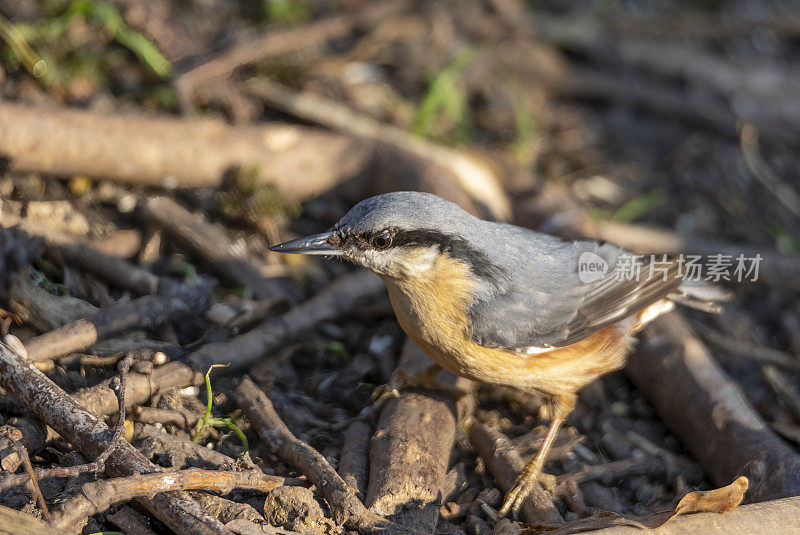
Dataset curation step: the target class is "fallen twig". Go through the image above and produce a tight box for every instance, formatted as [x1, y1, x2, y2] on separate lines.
[234, 377, 420, 534]
[136, 424, 238, 470]
[588, 495, 800, 535]
[693, 323, 800, 373]
[9, 269, 98, 332]
[0, 417, 47, 472]
[0, 360, 201, 473]
[739, 123, 800, 219]
[140, 196, 290, 302]
[75, 360, 204, 414]
[107, 506, 159, 535]
[0, 504, 50, 535]
[0, 102, 371, 199]
[0, 355, 133, 494]
[50, 468, 287, 530]
[133, 405, 198, 428]
[243, 77, 511, 221]
[173, 0, 409, 112]
[468, 420, 564, 525]
[365, 339, 468, 532]
[0, 343, 229, 535]
[338, 421, 371, 500]
[627, 312, 800, 500]
[188, 271, 385, 372]
[23, 280, 210, 362]
[47, 241, 160, 295]
[12, 438, 50, 522]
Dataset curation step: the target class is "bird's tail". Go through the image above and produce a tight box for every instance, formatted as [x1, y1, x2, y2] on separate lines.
[667, 280, 732, 314]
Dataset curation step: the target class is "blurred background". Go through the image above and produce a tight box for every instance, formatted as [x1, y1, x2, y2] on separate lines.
[0, 0, 799, 533]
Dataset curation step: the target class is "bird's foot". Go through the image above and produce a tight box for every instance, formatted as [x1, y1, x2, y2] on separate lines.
[499, 470, 557, 516]
[370, 365, 464, 403]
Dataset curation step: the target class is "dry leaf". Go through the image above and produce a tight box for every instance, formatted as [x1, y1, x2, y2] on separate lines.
[674, 476, 749, 515]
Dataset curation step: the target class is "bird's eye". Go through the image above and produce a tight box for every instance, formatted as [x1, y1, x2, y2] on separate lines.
[371, 233, 392, 250]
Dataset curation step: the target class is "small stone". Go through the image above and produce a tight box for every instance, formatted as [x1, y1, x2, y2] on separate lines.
[263, 486, 337, 534]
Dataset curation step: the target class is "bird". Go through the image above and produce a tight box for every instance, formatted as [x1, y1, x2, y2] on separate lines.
[270, 191, 726, 516]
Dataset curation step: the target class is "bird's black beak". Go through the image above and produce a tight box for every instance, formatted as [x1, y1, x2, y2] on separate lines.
[270, 232, 343, 255]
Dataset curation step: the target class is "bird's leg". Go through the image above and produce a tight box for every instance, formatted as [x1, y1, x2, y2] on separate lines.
[499, 393, 576, 516]
[391, 363, 443, 390]
[372, 363, 464, 401]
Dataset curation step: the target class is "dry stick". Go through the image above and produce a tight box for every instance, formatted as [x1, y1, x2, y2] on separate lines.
[0, 355, 134, 494]
[140, 196, 288, 302]
[553, 68, 743, 142]
[243, 77, 511, 222]
[12, 438, 50, 522]
[627, 312, 800, 501]
[556, 456, 673, 488]
[364, 339, 469, 532]
[23, 282, 210, 362]
[0, 360, 203, 474]
[0, 102, 371, 199]
[694, 324, 800, 373]
[50, 469, 287, 530]
[338, 421, 371, 500]
[136, 425, 237, 470]
[233, 378, 419, 535]
[188, 492, 265, 525]
[85, 229, 143, 260]
[74, 360, 203, 415]
[133, 406, 197, 428]
[47, 242, 159, 295]
[468, 420, 564, 525]
[8, 270, 99, 332]
[534, 14, 800, 146]
[739, 123, 800, 219]
[590, 496, 800, 535]
[188, 271, 385, 372]
[762, 365, 800, 423]
[173, 0, 409, 112]
[0, 504, 51, 535]
[0, 417, 46, 472]
[0, 344, 230, 535]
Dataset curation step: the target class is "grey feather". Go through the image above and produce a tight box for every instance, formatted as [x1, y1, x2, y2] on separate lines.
[335, 192, 718, 351]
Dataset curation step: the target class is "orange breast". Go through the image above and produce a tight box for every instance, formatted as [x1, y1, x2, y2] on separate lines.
[382, 254, 638, 396]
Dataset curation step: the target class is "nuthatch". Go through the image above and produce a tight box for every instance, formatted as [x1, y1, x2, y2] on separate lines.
[271, 191, 725, 515]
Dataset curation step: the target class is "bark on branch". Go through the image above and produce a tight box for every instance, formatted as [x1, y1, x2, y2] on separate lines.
[23, 281, 210, 362]
[234, 378, 420, 534]
[0, 102, 371, 199]
[627, 312, 800, 500]
[0, 343, 230, 535]
[51, 468, 287, 530]
[188, 271, 385, 372]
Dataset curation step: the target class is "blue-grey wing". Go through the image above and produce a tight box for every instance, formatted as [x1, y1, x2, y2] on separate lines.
[466, 237, 682, 352]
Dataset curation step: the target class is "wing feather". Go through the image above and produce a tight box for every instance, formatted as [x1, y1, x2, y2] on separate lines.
[468, 250, 682, 353]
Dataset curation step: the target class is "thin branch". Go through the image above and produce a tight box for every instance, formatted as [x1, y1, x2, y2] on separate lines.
[12, 438, 50, 522]
[233, 377, 420, 534]
[51, 468, 288, 530]
[0, 344, 228, 534]
[0, 356, 133, 493]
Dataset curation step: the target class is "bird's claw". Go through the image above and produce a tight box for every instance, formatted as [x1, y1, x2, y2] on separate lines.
[499, 471, 557, 516]
[372, 366, 468, 403]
